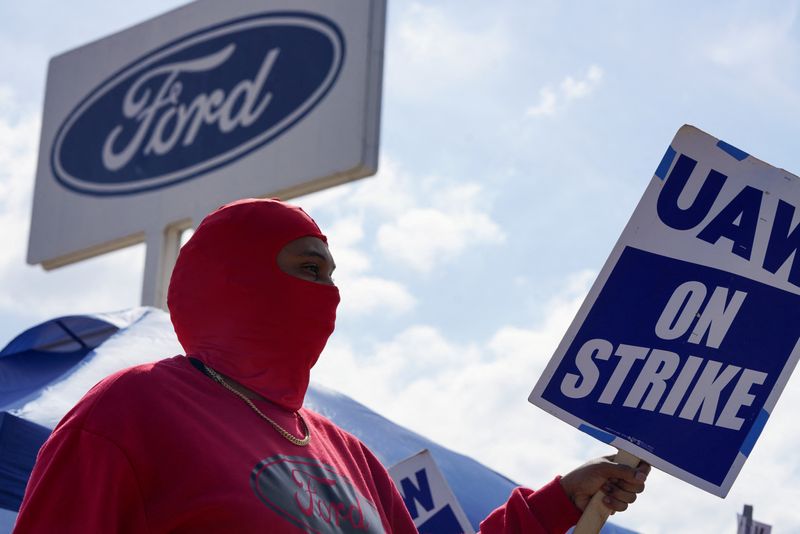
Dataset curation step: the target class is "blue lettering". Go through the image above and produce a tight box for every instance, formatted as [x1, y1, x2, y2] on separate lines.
[657, 154, 727, 230]
[400, 469, 434, 520]
[654, 151, 800, 289]
[697, 186, 762, 260]
[763, 199, 800, 287]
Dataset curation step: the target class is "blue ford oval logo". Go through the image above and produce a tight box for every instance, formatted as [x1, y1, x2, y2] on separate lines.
[51, 12, 345, 196]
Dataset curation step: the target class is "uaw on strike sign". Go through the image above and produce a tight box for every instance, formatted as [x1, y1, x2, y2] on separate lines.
[530, 125, 800, 497]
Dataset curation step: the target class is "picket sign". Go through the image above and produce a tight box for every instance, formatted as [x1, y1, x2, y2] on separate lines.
[388, 449, 474, 534]
[529, 125, 800, 529]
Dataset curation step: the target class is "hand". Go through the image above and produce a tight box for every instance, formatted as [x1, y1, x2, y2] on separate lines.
[559, 455, 650, 513]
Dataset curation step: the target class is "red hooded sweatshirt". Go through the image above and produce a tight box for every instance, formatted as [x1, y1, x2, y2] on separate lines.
[14, 198, 580, 533]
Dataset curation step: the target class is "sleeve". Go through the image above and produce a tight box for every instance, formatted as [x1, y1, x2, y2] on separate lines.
[360, 443, 418, 534]
[13, 426, 149, 534]
[478, 477, 582, 534]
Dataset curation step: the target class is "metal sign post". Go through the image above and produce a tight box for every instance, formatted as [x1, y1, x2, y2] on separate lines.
[141, 220, 191, 309]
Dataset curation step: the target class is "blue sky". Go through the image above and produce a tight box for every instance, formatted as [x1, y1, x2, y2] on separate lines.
[2, 1, 800, 532]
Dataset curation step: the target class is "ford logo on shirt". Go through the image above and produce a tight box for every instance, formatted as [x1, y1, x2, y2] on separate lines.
[251, 455, 384, 533]
[51, 13, 345, 196]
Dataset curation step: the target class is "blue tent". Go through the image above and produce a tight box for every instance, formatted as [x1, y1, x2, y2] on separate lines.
[0, 309, 638, 533]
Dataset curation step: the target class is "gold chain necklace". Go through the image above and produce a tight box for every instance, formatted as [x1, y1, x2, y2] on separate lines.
[203, 364, 311, 447]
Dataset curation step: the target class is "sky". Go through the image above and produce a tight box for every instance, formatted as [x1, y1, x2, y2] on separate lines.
[2, 1, 800, 532]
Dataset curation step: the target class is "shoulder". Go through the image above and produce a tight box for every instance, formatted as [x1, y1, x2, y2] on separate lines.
[55, 356, 198, 434]
[301, 408, 390, 473]
[301, 408, 364, 446]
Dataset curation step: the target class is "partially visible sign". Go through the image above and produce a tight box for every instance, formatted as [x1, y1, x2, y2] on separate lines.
[529, 125, 800, 497]
[29, 0, 385, 269]
[737, 514, 772, 534]
[388, 449, 474, 534]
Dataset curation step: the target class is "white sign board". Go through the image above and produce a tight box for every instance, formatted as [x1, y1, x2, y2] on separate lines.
[28, 0, 385, 271]
[388, 449, 475, 534]
[529, 125, 800, 497]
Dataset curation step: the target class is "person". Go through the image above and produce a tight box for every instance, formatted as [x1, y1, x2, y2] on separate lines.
[14, 198, 649, 533]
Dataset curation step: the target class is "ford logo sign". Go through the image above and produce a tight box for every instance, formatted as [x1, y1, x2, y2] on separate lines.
[51, 13, 345, 196]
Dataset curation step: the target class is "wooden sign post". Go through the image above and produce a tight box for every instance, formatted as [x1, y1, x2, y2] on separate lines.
[573, 450, 640, 534]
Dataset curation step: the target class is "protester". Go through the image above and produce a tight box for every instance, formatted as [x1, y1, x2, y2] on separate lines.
[14, 198, 648, 533]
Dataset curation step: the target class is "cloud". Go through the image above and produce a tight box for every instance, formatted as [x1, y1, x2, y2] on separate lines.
[376, 207, 505, 273]
[324, 216, 371, 275]
[526, 87, 558, 117]
[374, 180, 506, 274]
[0, 88, 39, 219]
[0, 88, 144, 339]
[561, 65, 604, 100]
[318, 214, 416, 317]
[344, 157, 419, 218]
[704, 6, 800, 100]
[388, 3, 510, 98]
[526, 65, 604, 118]
[303, 157, 506, 276]
[337, 276, 416, 317]
[364, 170, 506, 274]
[0, 86, 17, 118]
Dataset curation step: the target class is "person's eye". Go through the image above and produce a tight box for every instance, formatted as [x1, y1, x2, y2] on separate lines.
[303, 264, 320, 279]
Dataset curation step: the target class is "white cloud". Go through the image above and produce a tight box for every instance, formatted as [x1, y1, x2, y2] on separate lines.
[337, 276, 415, 317]
[299, 158, 416, 221]
[0, 88, 143, 339]
[704, 6, 800, 101]
[347, 157, 418, 218]
[377, 207, 505, 273]
[365, 170, 506, 274]
[372, 325, 482, 382]
[526, 87, 558, 117]
[324, 216, 371, 275]
[561, 64, 604, 100]
[320, 215, 416, 317]
[526, 65, 604, 118]
[304, 156, 506, 276]
[388, 3, 510, 98]
[0, 89, 38, 220]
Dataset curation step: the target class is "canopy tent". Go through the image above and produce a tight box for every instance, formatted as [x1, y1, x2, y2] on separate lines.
[0, 308, 638, 533]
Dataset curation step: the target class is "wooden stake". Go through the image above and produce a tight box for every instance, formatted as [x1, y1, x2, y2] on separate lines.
[573, 449, 641, 534]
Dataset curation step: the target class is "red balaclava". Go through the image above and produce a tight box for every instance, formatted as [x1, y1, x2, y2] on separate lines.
[168, 198, 340, 411]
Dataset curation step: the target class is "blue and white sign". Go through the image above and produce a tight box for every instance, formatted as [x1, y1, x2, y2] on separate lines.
[529, 125, 800, 497]
[389, 450, 475, 534]
[52, 13, 344, 196]
[28, 0, 385, 272]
